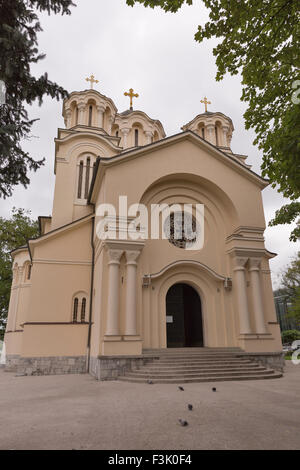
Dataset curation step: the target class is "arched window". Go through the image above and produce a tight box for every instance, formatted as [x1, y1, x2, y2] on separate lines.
[84, 157, 91, 199]
[135, 129, 139, 146]
[27, 264, 32, 280]
[116, 130, 119, 138]
[76, 155, 96, 201]
[88, 105, 93, 126]
[215, 125, 219, 146]
[81, 298, 86, 322]
[75, 106, 79, 125]
[201, 127, 205, 139]
[77, 160, 84, 199]
[73, 298, 79, 323]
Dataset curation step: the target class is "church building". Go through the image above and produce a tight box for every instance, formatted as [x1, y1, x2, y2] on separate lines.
[4, 78, 284, 381]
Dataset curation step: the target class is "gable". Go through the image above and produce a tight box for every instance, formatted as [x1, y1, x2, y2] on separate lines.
[90, 134, 267, 230]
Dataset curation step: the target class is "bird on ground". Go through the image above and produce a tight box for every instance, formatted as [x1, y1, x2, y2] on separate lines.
[148, 380, 153, 384]
[188, 404, 193, 411]
[178, 386, 184, 391]
[212, 387, 217, 392]
[178, 419, 189, 427]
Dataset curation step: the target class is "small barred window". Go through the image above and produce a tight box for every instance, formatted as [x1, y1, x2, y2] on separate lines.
[73, 298, 79, 323]
[81, 298, 86, 322]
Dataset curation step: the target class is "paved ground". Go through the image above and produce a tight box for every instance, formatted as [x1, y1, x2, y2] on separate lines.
[0, 362, 299, 450]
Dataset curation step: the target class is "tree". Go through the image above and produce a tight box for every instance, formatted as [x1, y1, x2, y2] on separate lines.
[280, 251, 300, 328]
[0, 208, 39, 339]
[281, 329, 300, 344]
[0, 0, 76, 198]
[127, 0, 300, 241]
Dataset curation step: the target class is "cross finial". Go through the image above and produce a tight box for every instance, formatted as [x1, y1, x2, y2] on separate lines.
[86, 74, 99, 89]
[200, 96, 211, 112]
[124, 88, 139, 110]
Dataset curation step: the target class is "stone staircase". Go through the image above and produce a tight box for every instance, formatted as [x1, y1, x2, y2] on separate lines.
[118, 348, 283, 384]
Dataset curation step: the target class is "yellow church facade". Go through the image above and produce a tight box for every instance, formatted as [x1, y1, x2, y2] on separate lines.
[4, 84, 284, 380]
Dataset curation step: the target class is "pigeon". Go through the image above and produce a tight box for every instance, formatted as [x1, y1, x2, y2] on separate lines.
[178, 419, 189, 427]
[147, 380, 153, 384]
[212, 387, 217, 392]
[178, 386, 184, 391]
[188, 404, 193, 411]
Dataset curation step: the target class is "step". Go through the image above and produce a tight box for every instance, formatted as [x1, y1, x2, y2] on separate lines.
[142, 361, 260, 370]
[151, 351, 244, 357]
[132, 366, 266, 375]
[146, 360, 254, 367]
[147, 359, 253, 366]
[118, 372, 283, 384]
[143, 348, 243, 353]
[124, 369, 273, 379]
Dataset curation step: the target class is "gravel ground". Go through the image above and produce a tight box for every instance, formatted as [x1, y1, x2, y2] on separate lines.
[0, 362, 299, 450]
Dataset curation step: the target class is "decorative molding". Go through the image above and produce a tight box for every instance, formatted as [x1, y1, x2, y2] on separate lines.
[33, 259, 92, 266]
[143, 260, 229, 284]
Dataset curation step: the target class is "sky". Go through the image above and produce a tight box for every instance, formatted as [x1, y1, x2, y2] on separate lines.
[1, 0, 299, 288]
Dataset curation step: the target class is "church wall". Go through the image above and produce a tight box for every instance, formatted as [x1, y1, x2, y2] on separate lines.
[26, 263, 91, 323]
[9, 220, 94, 359]
[89, 249, 102, 358]
[21, 324, 88, 357]
[5, 332, 23, 357]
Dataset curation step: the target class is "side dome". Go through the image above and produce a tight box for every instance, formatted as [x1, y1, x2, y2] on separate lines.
[62, 89, 118, 135]
[181, 111, 234, 150]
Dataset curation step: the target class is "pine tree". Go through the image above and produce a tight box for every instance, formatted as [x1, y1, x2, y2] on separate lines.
[0, 0, 76, 198]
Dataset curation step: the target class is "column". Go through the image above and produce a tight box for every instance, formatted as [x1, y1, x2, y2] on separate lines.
[233, 257, 252, 334]
[105, 249, 123, 336]
[205, 124, 215, 145]
[124, 250, 141, 336]
[121, 128, 130, 148]
[77, 103, 86, 125]
[145, 130, 154, 145]
[222, 125, 229, 147]
[108, 115, 114, 135]
[65, 109, 72, 128]
[249, 258, 267, 334]
[96, 104, 106, 128]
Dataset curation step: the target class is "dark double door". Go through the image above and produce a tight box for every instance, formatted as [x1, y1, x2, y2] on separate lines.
[166, 283, 203, 348]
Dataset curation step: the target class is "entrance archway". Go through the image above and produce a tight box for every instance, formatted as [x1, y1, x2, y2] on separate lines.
[166, 283, 203, 347]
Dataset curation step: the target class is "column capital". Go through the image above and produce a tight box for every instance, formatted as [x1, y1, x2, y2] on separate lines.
[77, 102, 86, 110]
[107, 249, 123, 265]
[249, 257, 261, 271]
[125, 250, 141, 266]
[120, 127, 130, 136]
[233, 256, 248, 270]
[145, 130, 154, 137]
[96, 104, 106, 112]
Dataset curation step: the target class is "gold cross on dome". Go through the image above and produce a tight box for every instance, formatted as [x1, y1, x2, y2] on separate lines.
[200, 96, 211, 112]
[124, 88, 139, 110]
[86, 74, 99, 89]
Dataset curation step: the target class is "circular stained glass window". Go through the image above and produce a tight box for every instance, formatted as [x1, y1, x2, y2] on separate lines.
[164, 211, 197, 249]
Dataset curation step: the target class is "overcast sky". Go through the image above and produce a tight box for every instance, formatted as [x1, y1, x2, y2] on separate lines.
[1, 0, 299, 288]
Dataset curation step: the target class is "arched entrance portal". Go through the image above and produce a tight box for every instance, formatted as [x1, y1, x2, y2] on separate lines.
[166, 283, 203, 347]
